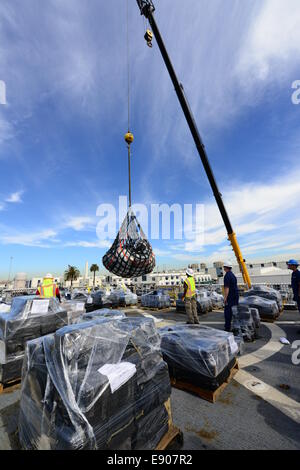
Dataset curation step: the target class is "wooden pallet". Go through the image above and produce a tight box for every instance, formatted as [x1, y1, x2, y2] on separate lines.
[155, 398, 183, 450]
[170, 360, 239, 404]
[141, 306, 171, 312]
[0, 378, 21, 395]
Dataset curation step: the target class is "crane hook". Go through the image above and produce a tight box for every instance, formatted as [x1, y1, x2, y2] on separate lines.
[144, 29, 153, 48]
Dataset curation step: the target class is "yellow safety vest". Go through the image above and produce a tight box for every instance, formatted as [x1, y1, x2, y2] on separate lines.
[38, 278, 57, 298]
[184, 277, 196, 298]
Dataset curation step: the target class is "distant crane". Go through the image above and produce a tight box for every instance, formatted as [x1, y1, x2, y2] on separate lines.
[135, 0, 252, 288]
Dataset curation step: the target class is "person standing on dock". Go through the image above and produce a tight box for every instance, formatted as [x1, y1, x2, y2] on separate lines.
[36, 273, 61, 302]
[287, 259, 300, 333]
[223, 262, 239, 332]
[182, 268, 199, 324]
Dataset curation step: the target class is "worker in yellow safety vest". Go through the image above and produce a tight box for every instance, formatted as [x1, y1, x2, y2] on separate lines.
[36, 273, 61, 302]
[182, 268, 199, 324]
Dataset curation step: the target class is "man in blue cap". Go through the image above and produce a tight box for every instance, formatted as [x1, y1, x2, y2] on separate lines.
[287, 259, 300, 332]
[223, 261, 239, 332]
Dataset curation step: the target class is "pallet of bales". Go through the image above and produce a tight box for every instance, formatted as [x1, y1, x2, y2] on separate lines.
[159, 324, 240, 403]
[0, 296, 68, 387]
[18, 316, 183, 450]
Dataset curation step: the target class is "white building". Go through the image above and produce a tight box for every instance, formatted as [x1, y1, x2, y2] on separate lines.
[13, 273, 27, 289]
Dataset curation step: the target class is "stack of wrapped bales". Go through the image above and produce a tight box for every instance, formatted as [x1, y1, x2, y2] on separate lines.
[19, 317, 171, 450]
[176, 293, 210, 315]
[197, 291, 213, 311]
[232, 305, 259, 342]
[61, 300, 86, 324]
[240, 296, 279, 321]
[159, 324, 238, 391]
[109, 288, 138, 308]
[0, 296, 68, 384]
[141, 290, 170, 309]
[209, 291, 224, 309]
[243, 286, 283, 311]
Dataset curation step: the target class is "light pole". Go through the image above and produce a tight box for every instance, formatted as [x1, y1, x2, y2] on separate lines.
[8, 256, 13, 283]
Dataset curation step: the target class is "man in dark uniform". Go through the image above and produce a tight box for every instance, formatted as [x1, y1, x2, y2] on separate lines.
[287, 259, 300, 334]
[223, 261, 239, 332]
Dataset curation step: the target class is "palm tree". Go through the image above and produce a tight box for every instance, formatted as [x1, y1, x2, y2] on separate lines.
[90, 264, 99, 287]
[64, 265, 80, 288]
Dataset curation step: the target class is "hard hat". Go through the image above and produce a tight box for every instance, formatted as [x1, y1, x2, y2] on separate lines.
[44, 273, 54, 279]
[186, 268, 194, 276]
[223, 261, 233, 269]
[287, 259, 299, 266]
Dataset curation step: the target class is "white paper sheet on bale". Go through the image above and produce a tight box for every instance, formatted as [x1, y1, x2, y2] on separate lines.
[228, 335, 238, 354]
[31, 299, 49, 314]
[98, 362, 137, 394]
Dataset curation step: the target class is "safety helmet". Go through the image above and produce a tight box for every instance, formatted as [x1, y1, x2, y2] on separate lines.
[223, 261, 233, 269]
[186, 268, 194, 276]
[44, 273, 54, 279]
[287, 259, 299, 266]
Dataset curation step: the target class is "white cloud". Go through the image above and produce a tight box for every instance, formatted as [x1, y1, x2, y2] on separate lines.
[5, 190, 23, 203]
[237, 0, 300, 82]
[0, 229, 58, 247]
[164, 165, 300, 261]
[64, 216, 96, 231]
[64, 240, 110, 249]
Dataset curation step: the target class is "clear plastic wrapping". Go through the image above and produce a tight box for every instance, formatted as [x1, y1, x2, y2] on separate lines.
[141, 290, 170, 309]
[109, 288, 138, 307]
[208, 291, 224, 309]
[232, 305, 256, 342]
[19, 317, 171, 450]
[176, 292, 211, 314]
[81, 309, 126, 321]
[0, 303, 11, 314]
[159, 325, 238, 390]
[61, 300, 86, 324]
[240, 295, 279, 320]
[243, 286, 283, 310]
[0, 296, 68, 384]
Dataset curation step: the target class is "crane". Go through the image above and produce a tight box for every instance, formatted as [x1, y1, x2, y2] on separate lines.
[135, 0, 252, 288]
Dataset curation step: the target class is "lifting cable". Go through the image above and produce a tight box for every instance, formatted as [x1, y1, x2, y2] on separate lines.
[125, 0, 134, 208]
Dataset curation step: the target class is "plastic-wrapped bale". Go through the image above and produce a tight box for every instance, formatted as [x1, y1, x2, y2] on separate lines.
[197, 291, 213, 311]
[234, 335, 245, 356]
[102, 209, 155, 279]
[249, 308, 261, 337]
[0, 296, 68, 384]
[91, 290, 113, 310]
[209, 292, 224, 309]
[81, 309, 126, 322]
[232, 305, 256, 342]
[159, 324, 238, 391]
[176, 293, 209, 315]
[61, 300, 86, 324]
[141, 290, 170, 309]
[240, 295, 279, 321]
[109, 288, 138, 308]
[0, 303, 11, 314]
[19, 317, 171, 450]
[243, 286, 283, 311]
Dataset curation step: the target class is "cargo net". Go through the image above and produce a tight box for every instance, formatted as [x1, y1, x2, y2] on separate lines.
[102, 208, 155, 278]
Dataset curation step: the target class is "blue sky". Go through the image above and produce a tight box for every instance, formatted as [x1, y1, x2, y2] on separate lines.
[0, 0, 300, 278]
